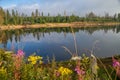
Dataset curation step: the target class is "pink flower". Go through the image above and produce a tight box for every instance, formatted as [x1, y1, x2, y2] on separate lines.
[54, 70, 60, 77]
[13, 50, 25, 80]
[17, 50, 24, 57]
[112, 56, 120, 79]
[75, 66, 85, 80]
[75, 66, 85, 75]
[112, 57, 120, 67]
[113, 61, 120, 67]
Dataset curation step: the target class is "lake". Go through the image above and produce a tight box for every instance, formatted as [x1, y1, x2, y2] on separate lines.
[0, 26, 120, 62]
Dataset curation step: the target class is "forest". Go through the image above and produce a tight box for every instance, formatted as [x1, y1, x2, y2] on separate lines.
[0, 7, 120, 25]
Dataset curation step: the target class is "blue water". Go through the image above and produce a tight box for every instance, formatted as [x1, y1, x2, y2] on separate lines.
[0, 26, 120, 62]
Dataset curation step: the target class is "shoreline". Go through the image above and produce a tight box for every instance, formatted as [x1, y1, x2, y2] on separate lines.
[0, 22, 120, 30]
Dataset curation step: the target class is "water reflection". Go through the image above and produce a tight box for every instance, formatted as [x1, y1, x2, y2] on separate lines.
[0, 26, 120, 61]
[0, 26, 119, 43]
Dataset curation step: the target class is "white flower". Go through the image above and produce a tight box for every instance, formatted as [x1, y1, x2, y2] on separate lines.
[71, 56, 82, 60]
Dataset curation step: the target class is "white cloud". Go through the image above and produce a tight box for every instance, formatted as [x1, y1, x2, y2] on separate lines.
[3, 0, 120, 16]
[20, 3, 40, 9]
[4, 4, 16, 9]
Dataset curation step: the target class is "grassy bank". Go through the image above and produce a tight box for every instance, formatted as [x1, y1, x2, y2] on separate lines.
[0, 22, 120, 30]
[0, 49, 120, 80]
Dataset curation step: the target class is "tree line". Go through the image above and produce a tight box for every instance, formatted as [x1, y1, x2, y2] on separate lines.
[0, 7, 120, 25]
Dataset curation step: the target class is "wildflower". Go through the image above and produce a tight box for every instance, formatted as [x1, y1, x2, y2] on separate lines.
[28, 55, 43, 65]
[75, 60, 85, 80]
[112, 56, 120, 79]
[13, 50, 24, 69]
[39, 60, 43, 64]
[58, 67, 72, 76]
[81, 56, 89, 63]
[82, 54, 89, 60]
[0, 67, 7, 74]
[71, 56, 82, 60]
[54, 70, 60, 77]
[75, 66, 85, 75]
[13, 50, 24, 80]
[17, 50, 24, 57]
[113, 61, 120, 67]
[112, 57, 120, 67]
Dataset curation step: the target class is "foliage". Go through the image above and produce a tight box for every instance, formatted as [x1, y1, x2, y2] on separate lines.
[0, 7, 120, 25]
[0, 49, 119, 80]
[0, 7, 5, 25]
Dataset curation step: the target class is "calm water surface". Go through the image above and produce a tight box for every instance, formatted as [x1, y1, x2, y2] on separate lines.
[0, 26, 120, 62]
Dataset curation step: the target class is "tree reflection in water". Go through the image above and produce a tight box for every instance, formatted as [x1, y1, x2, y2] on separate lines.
[0, 25, 119, 49]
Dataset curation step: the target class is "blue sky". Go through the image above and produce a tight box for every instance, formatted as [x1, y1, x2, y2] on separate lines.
[0, 0, 120, 16]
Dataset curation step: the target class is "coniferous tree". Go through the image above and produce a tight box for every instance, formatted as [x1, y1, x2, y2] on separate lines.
[31, 12, 35, 24]
[118, 13, 120, 21]
[7, 10, 11, 23]
[15, 10, 19, 24]
[41, 12, 44, 17]
[12, 9, 16, 25]
[35, 9, 39, 17]
[0, 7, 5, 25]
[4, 12, 7, 25]
[19, 13, 24, 25]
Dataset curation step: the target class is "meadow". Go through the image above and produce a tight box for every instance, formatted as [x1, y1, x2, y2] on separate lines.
[0, 49, 120, 80]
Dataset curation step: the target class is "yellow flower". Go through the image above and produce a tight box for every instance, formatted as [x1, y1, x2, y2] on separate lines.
[39, 60, 43, 64]
[82, 56, 90, 63]
[28, 55, 43, 65]
[94, 65, 99, 70]
[58, 67, 72, 76]
[0, 67, 7, 74]
[31, 61, 37, 65]
[37, 56, 43, 60]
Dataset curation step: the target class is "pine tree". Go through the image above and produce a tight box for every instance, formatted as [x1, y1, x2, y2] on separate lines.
[15, 10, 19, 24]
[0, 7, 5, 25]
[31, 12, 35, 24]
[12, 9, 16, 25]
[118, 13, 120, 21]
[35, 9, 39, 17]
[6, 10, 11, 24]
[41, 12, 44, 17]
